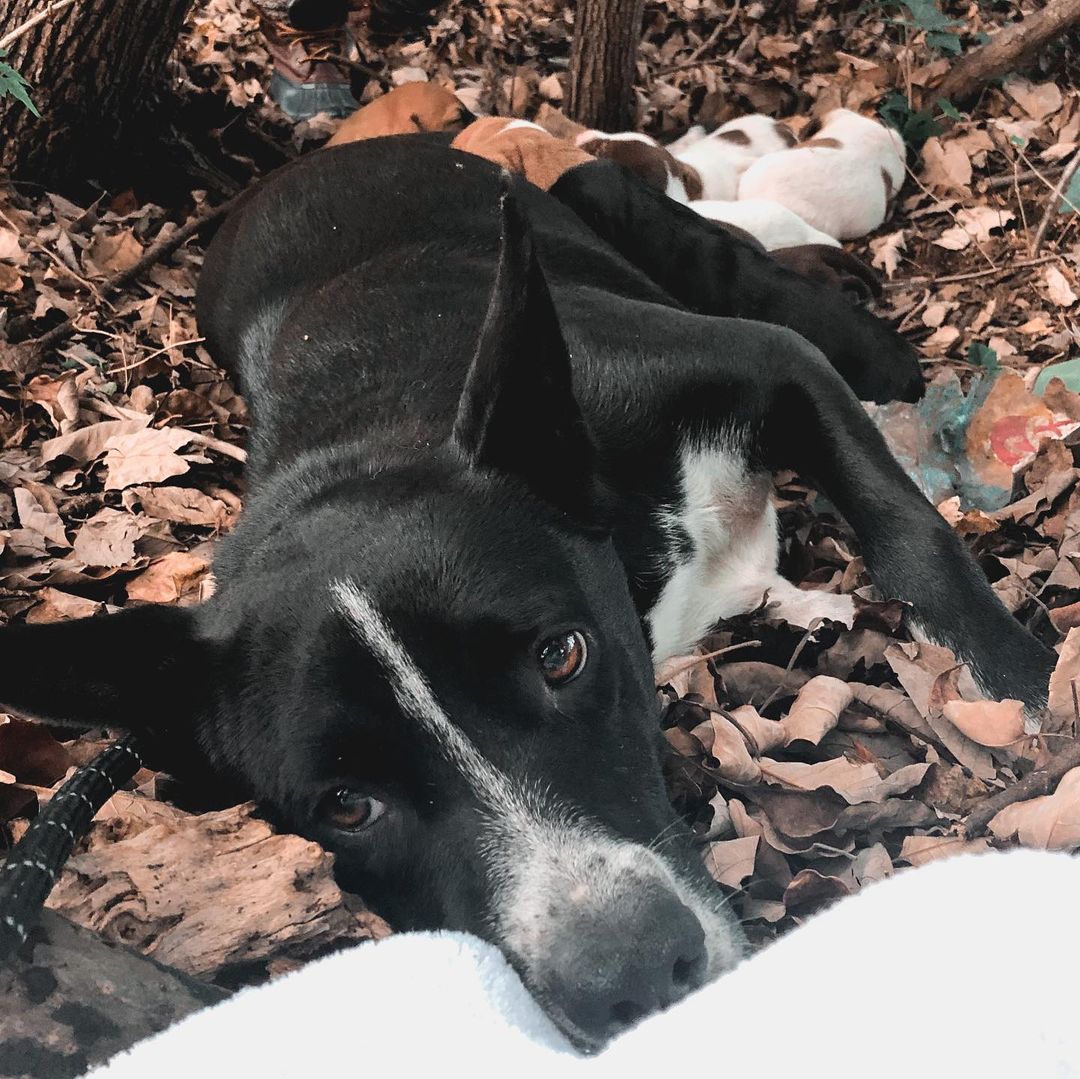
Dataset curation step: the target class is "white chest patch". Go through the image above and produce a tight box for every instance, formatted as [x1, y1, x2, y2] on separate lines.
[646, 440, 855, 663]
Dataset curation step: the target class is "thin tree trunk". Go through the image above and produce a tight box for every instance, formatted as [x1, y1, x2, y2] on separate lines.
[566, 0, 645, 132]
[0, 0, 194, 184]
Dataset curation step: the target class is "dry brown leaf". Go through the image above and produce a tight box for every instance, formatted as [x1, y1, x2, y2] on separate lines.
[940, 698, 1026, 749]
[126, 549, 213, 604]
[782, 675, 853, 746]
[126, 485, 232, 530]
[13, 487, 70, 550]
[869, 230, 906, 278]
[1045, 266, 1078, 308]
[703, 836, 758, 887]
[989, 766, 1080, 850]
[0, 225, 25, 264]
[900, 834, 990, 867]
[86, 229, 145, 276]
[71, 508, 152, 569]
[1048, 629, 1080, 734]
[763, 758, 929, 804]
[1003, 76, 1064, 122]
[0, 715, 72, 786]
[920, 137, 972, 193]
[933, 206, 1014, 251]
[782, 868, 851, 916]
[691, 714, 762, 785]
[42, 418, 150, 468]
[102, 428, 203, 490]
[25, 588, 107, 624]
[0, 262, 24, 292]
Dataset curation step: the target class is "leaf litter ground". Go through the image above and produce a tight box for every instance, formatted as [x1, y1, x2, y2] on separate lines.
[1, 0, 1079, 981]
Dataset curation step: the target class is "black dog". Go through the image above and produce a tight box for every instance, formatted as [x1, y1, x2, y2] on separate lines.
[0, 136, 1055, 1047]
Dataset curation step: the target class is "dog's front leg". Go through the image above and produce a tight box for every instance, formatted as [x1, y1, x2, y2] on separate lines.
[550, 161, 923, 405]
[633, 321, 1055, 710]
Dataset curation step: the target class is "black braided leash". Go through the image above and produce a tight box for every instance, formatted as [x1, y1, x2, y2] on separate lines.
[0, 735, 143, 961]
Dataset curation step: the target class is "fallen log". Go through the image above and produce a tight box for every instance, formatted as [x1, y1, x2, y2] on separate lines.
[0, 908, 226, 1079]
[47, 800, 390, 981]
[938, 0, 1080, 104]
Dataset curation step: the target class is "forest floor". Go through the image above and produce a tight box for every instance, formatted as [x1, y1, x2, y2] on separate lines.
[1, 0, 1079, 981]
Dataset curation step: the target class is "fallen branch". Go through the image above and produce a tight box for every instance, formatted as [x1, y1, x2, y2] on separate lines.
[963, 737, 1080, 838]
[937, 0, 1080, 104]
[1032, 147, 1080, 255]
[883, 254, 1063, 289]
[0, 0, 77, 51]
[985, 163, 1064, 192]
[6, 194, 239, 376]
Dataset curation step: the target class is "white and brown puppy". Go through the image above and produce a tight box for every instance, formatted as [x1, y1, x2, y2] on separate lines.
[668, 114, 796, 200]
[575, 130, 703, 203]
[737, 109, 907, 241]
[690, 197, 840, 251]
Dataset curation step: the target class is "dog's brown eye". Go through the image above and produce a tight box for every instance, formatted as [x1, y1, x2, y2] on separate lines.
[322, 788, 385, 832]
[538, 631, 588, 686]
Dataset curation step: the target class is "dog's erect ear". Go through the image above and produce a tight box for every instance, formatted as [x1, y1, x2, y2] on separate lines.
[0, 604, 213, 732]
[453, 185, 598, 523]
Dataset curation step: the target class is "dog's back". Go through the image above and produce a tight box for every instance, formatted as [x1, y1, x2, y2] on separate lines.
[198, 137, 677, 473]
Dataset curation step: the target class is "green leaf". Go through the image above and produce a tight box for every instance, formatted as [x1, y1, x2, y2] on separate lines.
[903, 0, 961, 30]
[926, 30, 963, 54]
[937, 98, 962, 120]
[0, 49, 40, 117]
[879, 91, 941, 150]
[968, 342, 1000, 373]
[1060, 168, 1080, 216]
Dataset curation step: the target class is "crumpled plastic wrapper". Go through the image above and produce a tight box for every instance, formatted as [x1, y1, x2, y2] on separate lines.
[867, 368, 1080, 512]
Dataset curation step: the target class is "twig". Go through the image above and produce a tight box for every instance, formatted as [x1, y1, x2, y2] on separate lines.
[884, 254, 1063, 290]
[759, 616, 823, 712]
[655, 7, 738, 77]
[16, 194, 239, 366]
[1032, 147, 1080, 255]
[0, 0, 77, 51]
[985, 164, 1064, 192]
[186, 430, 247, 464]
[656, 640, 761, 682]
[964, 738, 1080, 838]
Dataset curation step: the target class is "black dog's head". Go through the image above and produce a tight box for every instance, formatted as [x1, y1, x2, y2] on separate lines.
[0, 194, 744, 1048]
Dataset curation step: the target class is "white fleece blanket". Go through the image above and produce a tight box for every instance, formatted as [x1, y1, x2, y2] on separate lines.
[87, 849, 1079, 1078]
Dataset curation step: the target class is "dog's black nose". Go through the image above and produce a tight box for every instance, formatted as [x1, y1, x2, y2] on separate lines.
[554, 898, 708, 1043]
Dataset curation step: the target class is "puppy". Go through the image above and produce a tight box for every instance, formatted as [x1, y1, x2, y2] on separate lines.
[576, 131, 703, 202]
[327, 82, 473, 146]
[670, 114, 796, 200]
[690, 198, 841, 250]
[453, 118, 593, 192]
[738, 109, 907, 240]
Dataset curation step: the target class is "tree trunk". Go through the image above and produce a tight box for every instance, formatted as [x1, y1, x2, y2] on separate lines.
[0, 0, 194, 185]
[566, 0, 645, 132]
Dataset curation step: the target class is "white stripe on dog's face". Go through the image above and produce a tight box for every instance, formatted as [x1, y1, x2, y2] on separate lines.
[330, 579, 743, 997]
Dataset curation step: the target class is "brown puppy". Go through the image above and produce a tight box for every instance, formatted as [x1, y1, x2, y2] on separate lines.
[327, 82, 472, 146]
[451, 117, 593, 191]
[576, 134, 703, 202]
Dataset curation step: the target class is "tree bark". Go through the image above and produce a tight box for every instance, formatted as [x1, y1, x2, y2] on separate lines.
[566, 0, 645, 132]
[0, 909, 226, 1079]
[0, 0, 195, 184]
